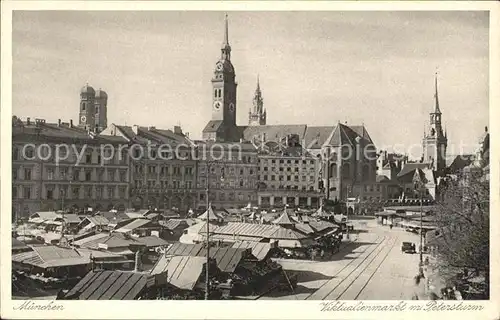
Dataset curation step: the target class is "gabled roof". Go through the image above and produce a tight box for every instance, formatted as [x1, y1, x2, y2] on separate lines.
[73, 232, 143, 250]
[303, 126, 335, 149]
[397, 163, 431, 178]
[269, 228, 308, 240]
[64, 270, 151, 300]
[294, 223, 315, 235]
[150, 255, 206, 290]
[95, 211, 130, 223]
[203, 120, 224, 133]
[12, 245, 89, 268]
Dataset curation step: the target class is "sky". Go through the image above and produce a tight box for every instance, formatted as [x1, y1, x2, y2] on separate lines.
[12, 11, 489, 157]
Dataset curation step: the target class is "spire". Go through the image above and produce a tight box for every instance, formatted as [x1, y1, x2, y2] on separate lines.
[434, 71, 441, 114]
[256, 74, 261, 93]
[221, 14, 231, 60]
[223, 13, 229, 47]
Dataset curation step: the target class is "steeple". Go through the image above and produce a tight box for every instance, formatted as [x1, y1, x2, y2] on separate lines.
[434, 71, 441, 114]
[221, 14, 231, 61]
[249, 75, 266, 126]
[256, 74, 261, 93]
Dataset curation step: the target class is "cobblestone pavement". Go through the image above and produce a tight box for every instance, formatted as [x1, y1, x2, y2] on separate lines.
[261, 218, 427, 300]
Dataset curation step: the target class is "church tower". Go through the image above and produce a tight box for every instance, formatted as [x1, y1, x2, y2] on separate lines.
[79, 83, 96, 130]
[94, 88, 108, 133]
[248, 76, 266, 126]
[422, 73, 448, 175]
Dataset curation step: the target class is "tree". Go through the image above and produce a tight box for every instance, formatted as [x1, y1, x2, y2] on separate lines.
[433, 168, 489, 298]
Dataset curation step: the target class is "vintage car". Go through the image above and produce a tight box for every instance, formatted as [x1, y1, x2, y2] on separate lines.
[401, 242, 416, 254]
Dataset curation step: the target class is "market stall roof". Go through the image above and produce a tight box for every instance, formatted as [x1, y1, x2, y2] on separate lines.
[64, 270, 152, 300]
[150, 255, 206, 290]
[79, 216, 110, 227]
[73, 232, 144, 250]
[114, 219, 152, 233]
[275, 238, 316, 248]
[137, 236, 169, 248]
[165, 243, 253, 273]
[29, 211, 60, 221]
[270, 228, 308, 240]
[231, 241, 274, 261]
[12, 244, 90, 268]
[308, 220, 338, 233]
[159, 219, 189, 230]
[203, 222, 279, 238]
[294, 223, 315, 235]
[272, 208, 294, 225]
[197, 206, 224, 221]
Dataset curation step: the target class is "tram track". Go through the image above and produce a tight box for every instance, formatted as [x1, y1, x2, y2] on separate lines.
[305, 235, 389, 300]
[334, 235, 399, 300]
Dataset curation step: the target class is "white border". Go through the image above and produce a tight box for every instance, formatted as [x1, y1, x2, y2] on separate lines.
[1, 1, 499, 319]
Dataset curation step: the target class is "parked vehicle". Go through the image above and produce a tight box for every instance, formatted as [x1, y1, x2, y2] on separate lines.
[401, 242, 416, 254]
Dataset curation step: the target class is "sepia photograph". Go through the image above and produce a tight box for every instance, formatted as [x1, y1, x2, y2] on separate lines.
[1, 2, 499, 319]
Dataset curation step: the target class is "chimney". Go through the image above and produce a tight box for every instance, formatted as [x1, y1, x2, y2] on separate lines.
[173, 125, 182, 135]
[26, 117, 31, 125]
[70, 119, 73, 128]
[58, 119, 61, 127]
[134, 250, 141, 272]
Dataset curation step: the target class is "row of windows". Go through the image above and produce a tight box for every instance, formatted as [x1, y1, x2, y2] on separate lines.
[12, 185, 127, 200]
[260, 175, 315, 182]
[262, 166, 315, 173]
[364, 185, 382, 192]
[199, 167, 255, 176]
[261, 185, 316, 191]
[134, 165, 194, 175]
[12, 167, 128, 182]
[12, 147, 127, 164]
[259, 159, 316, 165]
[200, 192, 251, 202]
[134, 180, 193, 189]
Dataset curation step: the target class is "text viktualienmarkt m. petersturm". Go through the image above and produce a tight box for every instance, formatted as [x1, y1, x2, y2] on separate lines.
[320, 301, 484, 312]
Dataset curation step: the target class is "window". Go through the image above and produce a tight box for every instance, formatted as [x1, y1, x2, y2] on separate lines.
[294, 176, 299, 182]
[287, 176, 291, 181]
[85, 171, 92, 181]
[22, 168, 32, 180]
[186, 181, 192, 189]
[23, 187, 31, 199]
[149, 166, 156, 174]
[60, 168, 67, 179]
[47, 168, 54, 180]
[279, 160, 284, 164]
[46, 189, 53, 200]
[13, 148, 19, 160]
[95, 105, 100, 113]
[302, 176, 306, 182]
[200, 193, 206, 201]
[249, 169, 254, 175]
[239, 180, 244, 187]
[108, 187, 114, 199]
[86, 154, 92, 164]
[96, 187, 103, 199]
[272, 160, 276, 164]
[12, 169, 18, 180]
[185, 167, 193, 175]
[97, 155, 101, 164]
[73, 187, 80, 198]
[82, 103, 86, 111]
[309, 176, 314, 182]
[121, 171, 127, 182]
[271, 175, 275, 181]
[73, 170, 79, 181]
[240, 169, 244, 175]
[264, 175, 268, 181]
[12, 186, 17, 199]
[295, 168, 299, 172]
[119, 187, 126, 198]
[219, 193, 225, 201]
[109, 170, 115, 181]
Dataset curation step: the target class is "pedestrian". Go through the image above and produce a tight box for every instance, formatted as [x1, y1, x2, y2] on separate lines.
[311, 248, 317, 261]
[320, 249, 325, 260]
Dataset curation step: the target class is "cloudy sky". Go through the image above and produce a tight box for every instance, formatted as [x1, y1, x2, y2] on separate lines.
[12, 11, 489, 156]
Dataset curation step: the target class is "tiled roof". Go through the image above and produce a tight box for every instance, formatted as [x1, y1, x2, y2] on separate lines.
[164, 243, 251, 273]
[64, 270, 151, 300]
[150, 256, 206, 290]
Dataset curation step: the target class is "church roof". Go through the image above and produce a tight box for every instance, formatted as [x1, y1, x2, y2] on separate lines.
[203, 120, 224, 133]
[242, 125, 307, 143]
[303, 126, 335, 149]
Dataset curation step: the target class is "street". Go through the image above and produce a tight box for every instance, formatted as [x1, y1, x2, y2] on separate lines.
[261, 218, 424, 300]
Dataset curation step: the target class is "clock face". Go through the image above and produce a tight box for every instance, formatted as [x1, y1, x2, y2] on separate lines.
[80, 115, 87, 123]
[216, 61, 224, 71]
[213, 101, 222, 110]
[229, 103, 235, 112]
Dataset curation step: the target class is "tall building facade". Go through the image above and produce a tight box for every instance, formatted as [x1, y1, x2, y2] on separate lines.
[422, 74, 447, 176]
[12, 117, 130, 219]
[79, 84, 108, 133]
[99, 124, 198, 211]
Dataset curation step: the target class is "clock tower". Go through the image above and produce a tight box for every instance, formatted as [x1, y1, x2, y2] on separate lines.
[422, 73, 448, 176]
[203, 14, 240, 142]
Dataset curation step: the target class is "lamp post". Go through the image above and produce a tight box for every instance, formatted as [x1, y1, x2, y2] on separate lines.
[414, 181, 425, 276]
